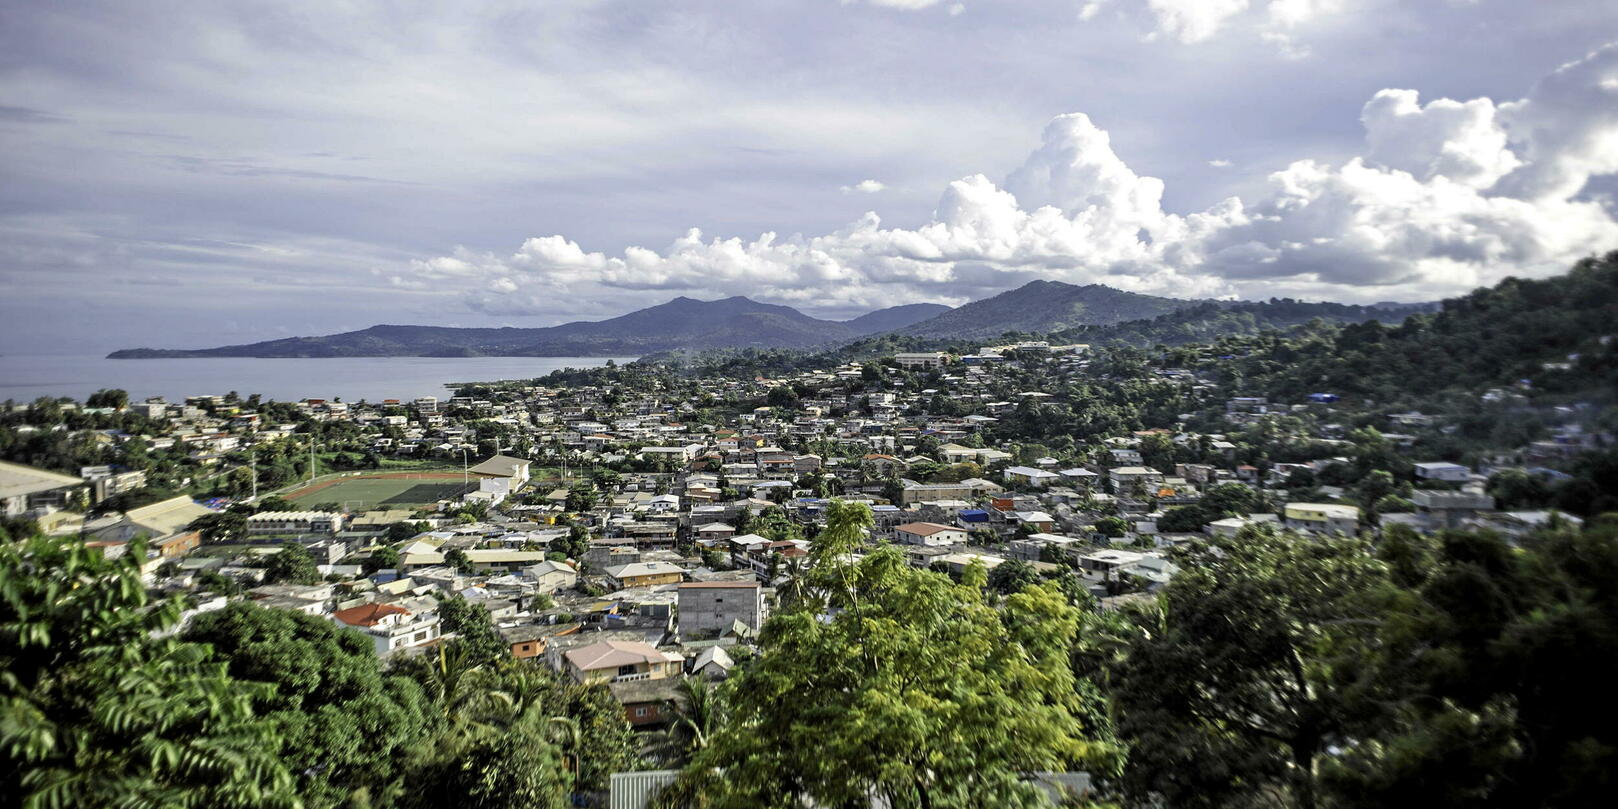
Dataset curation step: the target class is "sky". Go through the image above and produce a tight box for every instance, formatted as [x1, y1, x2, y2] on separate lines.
[2, 0, 1617, 354]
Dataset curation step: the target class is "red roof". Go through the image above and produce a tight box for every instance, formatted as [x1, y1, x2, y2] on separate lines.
[333, 603, 408, 627]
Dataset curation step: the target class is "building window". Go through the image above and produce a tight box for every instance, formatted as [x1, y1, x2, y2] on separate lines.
[634, 707, 649, 718]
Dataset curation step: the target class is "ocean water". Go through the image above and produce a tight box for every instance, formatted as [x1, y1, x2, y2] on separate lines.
[0, 354, 634, 404]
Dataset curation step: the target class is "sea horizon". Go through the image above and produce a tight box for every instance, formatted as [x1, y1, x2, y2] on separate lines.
[0, 354, 635, 404]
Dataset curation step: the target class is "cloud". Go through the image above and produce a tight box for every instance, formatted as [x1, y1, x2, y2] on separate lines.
[1209, 159, 1233, 167]
[411, 41, 1618, 313]
[844, 0, 947, 10]
[1084, 0, 1352, 50]
[1145, 0, 1252, 44]
[0, 105, 70, 124]
[842, 179, 887, 193]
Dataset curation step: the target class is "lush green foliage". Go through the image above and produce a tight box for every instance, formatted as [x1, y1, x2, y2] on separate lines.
[1, 536, 299, 809]
[657, 502, 1119, 808]
[182, 604, 435, 809]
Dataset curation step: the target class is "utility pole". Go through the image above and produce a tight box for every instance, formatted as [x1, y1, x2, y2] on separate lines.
[250, 449, 257, 502]
[308, 435, 317, 484]
[461, 448, 470, 490]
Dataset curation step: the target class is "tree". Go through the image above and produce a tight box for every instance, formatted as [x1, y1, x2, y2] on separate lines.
[183, 602, 434, 808]
[1, 535, 298, 808]
[565, 482, 598, 513]
[386, 520, 428, 541]
[658, 501, 1120, 808]
[263, 541, 321, 585]
[1094, 516, 1130, 538]
[1111, 527, 1392, 809]
[445, 547, 476, 574]
[438, 596, 509, 667]
[986, 557, 1039, 595]
[563, 682, 638, 794]
[404, 728, 570, 809]
[1331, 523, 1618, 808]
[85, 388, 129, 409]
[550, 524, 589, 560]
[190, 510, 248, 543]
[589, 467, 622, 492]
[363, 544, 401, 574]
[1355, 469, 1397, 525]
[650, 677, 728, 768]
[1486, 468, 1550, 510]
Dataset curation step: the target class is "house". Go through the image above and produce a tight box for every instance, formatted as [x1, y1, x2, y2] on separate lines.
[1411, 489, 1495, 529]
[1283, 503, 1361, 534]
[562, 640, 684, 684]
[693, 522, 736, 540]
[932, 552, 1008, 576]
[524, 560, 579, 593]
[465, 549, 550, 572]
[677, 581, 766, 636]
[1413, 461, 1472, 482]
[501, 623, 579, 661]
[1108, 466, 1164, 495]
[80, 467, 147, 504]
[604, 561, 686, 589]
[610, 677, 686, 727]
[900, 481, 976, 505]
[1003, 466, 1060, 488]
[690, 645, 735, 679]
[894, 521, 969, 547]
[467, 454, 532, 489]
[331, 602, 440, 655]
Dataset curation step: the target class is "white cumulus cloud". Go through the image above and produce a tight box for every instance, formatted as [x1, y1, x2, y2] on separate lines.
[842, 179, 888, 193]
[411, 42, 1618, 315]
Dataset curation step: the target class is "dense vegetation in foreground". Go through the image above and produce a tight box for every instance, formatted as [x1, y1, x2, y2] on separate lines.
[4, 505, 1616, 808]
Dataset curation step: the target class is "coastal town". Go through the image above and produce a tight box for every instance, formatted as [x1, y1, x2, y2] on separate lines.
[5, 321, 1605, 804]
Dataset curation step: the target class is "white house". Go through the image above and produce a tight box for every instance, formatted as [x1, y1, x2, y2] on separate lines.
[894, 521, 969, 547]
[1413, 461, 1472, 482]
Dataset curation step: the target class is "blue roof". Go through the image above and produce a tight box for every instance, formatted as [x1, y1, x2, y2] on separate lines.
[959, 509, 989, 522]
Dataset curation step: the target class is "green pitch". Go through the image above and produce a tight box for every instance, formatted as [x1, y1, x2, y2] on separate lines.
[286, 474, 476, 510]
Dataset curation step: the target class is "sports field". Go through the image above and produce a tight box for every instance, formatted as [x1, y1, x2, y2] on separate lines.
[285, 472, 475, 510]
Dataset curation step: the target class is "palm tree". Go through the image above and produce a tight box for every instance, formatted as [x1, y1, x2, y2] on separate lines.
[649, 677, 728, 767]
[776, 556, 818, 612]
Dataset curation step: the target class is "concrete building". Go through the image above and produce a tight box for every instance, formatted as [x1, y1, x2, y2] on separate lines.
[245, 510, 344, 536]
[894, 352, 948, 369]
[1283, 503, 1361, 534]
[1414, 461, 1472, 482]
[677, 581, 766, 636]
[468, 454, 532, 489]
[1, 460, 83, 517]
[331, 602, 440, 655]
[1411, 489, 1495, 529]
[604, 561, 686, 589]
[86, 495, 214, 544]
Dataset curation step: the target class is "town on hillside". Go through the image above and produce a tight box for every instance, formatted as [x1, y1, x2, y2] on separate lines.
[5, 298, 1616, 806]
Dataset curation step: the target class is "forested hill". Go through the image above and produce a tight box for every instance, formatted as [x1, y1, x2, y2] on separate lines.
[1051, 298, 1436, 347]
[895, 280, 1195, 339]
[1202, 251, 1618, 404]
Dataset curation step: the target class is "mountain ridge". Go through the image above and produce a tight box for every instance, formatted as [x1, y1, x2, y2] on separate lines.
[107, 297, 953, 359]
[895, 280, 1199, 340]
